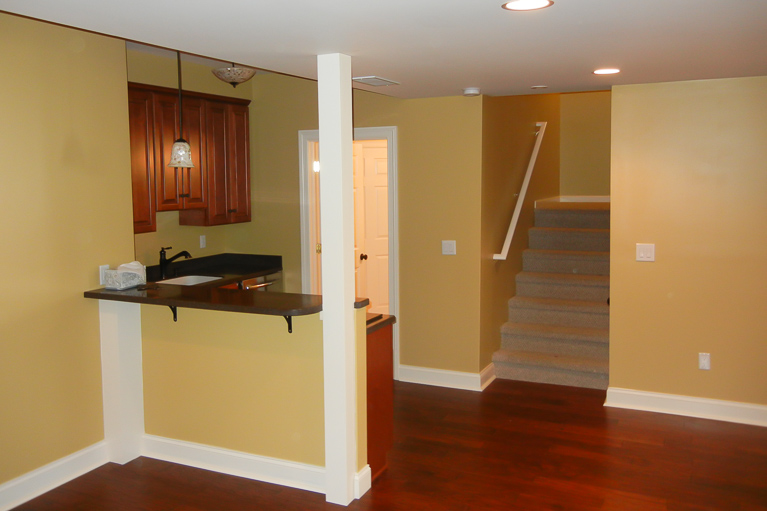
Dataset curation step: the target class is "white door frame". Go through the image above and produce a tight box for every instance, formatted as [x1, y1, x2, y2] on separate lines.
[299, 126, 400, 379]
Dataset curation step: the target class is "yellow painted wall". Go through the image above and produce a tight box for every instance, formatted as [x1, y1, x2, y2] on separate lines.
[127, 50, 260, 267]
[0, 14, 134, 483]
[365, 96, 484, 373]
[479, 94, 561, 369]
[142, 307, 326, 464]
[254, 81, 487, 373]
[560, 91, 611, 196]
[610, 77, 767, 404]
[228, 73, 321, 292]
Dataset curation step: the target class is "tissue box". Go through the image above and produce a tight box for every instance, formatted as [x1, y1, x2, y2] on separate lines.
[104, 269, 145, 290]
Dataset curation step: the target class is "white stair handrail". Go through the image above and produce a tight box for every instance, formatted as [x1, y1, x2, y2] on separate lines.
[493, 121, 547, 261]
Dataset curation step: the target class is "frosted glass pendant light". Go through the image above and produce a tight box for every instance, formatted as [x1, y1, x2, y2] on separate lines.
[212, 63, 257, 88]
[168, 51, 194, 168]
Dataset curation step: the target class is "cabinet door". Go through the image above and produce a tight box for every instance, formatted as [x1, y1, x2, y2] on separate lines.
[128, 89, 156, 233]
[153, 93, 207, 211]
[178, 98, 252, 227]
[153, 92, 182, 211]
[203, 101, 232, 225]
[180, 97, 207, 210]
[226, 103, 251, 223]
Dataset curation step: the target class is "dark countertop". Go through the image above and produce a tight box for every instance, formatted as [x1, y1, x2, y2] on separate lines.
[366, 313, 396, 335]
[85, 284, 326, 316]
[145, 253, 283, 283]
[85, 252, 371, 316]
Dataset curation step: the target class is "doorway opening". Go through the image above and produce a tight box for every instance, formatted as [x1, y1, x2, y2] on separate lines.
[299, 127, 399, 374]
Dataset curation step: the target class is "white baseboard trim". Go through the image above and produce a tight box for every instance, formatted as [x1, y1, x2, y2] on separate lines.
[354, 465, 371, 499]
[0, 441, 109, 511]
[141, 434, 326, 495]
[480, 363, 497, 390]
[605, 387, 767, 427]
[397, 363, 495, 392]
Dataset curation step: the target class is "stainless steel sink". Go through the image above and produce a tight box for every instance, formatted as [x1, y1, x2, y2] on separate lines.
[157, 275, 222, 286]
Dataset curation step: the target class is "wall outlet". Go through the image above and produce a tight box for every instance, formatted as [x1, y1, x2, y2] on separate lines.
[699, 352, 711, 370]
[99, 264, 109, 285]
[636, 243, 655, 262]
[442, 240, 456, 255]
[200, 235, 207, 249]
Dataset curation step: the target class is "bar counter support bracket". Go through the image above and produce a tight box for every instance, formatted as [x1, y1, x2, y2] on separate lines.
[169, 306, 178, 322]
[284, 315, 293, 334]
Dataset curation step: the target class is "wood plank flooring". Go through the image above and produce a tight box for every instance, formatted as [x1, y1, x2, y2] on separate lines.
[14, 379, 767, 510]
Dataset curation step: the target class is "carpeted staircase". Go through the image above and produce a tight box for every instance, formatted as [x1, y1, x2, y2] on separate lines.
[493, 199, 610, 390]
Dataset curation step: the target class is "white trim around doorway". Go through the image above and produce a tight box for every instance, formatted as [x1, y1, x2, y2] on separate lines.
[299, 126, 401, 380]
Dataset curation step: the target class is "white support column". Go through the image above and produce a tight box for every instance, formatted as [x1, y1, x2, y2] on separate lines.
[99, 300, 144, 464]
[317, 53, 357, 506]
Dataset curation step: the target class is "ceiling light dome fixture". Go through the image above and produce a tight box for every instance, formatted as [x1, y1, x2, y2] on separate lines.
[212, 63, 257, 87]
[463, 87, 481, 97]
[502, 0, 553, 11]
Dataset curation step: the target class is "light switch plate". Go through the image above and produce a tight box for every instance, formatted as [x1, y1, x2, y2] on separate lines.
[442, 240, 457, 255]
[636, 243, 655, 262]
[200, 235, 207, 249]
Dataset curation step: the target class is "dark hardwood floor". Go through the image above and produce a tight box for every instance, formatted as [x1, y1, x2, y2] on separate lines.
[15, 379, 767, 510]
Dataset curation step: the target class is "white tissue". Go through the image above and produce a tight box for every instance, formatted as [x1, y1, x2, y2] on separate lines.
[104, 261, 146, 290]
[117, 261, 146, 281]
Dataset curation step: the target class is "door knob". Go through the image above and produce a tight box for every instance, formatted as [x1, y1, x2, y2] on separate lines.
[360, 253, 368, 261]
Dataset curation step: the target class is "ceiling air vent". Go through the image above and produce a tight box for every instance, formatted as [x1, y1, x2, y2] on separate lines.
[352, 76, 400, 87]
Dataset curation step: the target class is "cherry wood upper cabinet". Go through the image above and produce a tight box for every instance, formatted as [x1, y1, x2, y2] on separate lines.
[128, 88, 156, 234]
[152, 93, 206, 212]
[179, 102, 251, 227]
[128, 83, 251, 233]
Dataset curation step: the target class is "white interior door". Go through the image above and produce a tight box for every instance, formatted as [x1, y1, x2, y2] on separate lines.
[359, 141, 389, 314]
[353, 142, 366, 297]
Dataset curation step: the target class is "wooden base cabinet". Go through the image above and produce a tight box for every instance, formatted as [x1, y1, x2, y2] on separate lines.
[128, 83, 251, 233]
[366, 317, 395, 482]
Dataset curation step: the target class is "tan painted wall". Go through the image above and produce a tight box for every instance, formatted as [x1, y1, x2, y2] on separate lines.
[0, 15, 134, 483]
[358, 96, 485, 372]
[479, 94, 561, 369]
[142, 307, 327, 464]
[229, 73, 321, 292]
[610, 77, 767, 404]
[560, 91, 611, 196]
[245, 78, 488, 373]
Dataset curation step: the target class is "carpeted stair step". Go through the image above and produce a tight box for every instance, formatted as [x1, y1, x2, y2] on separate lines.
[534, 208, 610, 229]
[501, 321, 609, 358]
[508, 296, 609, 329]
[528, 227, 610, 252]
[523, 249, 609, 276]
[515, 272, 610, 302]
[492, 349, 609, 390]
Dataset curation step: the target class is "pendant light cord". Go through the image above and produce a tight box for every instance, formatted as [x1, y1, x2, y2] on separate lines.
[177, 51, 183, 138]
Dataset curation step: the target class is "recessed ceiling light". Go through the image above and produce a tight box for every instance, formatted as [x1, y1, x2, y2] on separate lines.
[502, 0, 554, 11]
[593, 68, 620, 75]
[531, 85, 548, 89]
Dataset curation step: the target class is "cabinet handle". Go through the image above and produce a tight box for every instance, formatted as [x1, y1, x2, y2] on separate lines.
[228, 209, 236, 213]
[180, 194, 190, 198]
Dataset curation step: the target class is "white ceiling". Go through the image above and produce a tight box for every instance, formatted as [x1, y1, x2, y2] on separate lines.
[1, 0, 766, 98]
